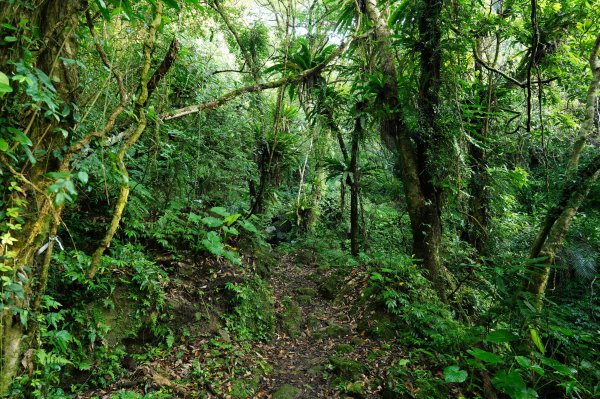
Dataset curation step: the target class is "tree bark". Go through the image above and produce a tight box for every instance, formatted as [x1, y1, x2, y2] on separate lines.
[88, 4, 165, 278]
[349, 110, 362, 256]
[526, 33, 600, 308]
[0, 0, 81, 392]
[363, 0, 454, 298]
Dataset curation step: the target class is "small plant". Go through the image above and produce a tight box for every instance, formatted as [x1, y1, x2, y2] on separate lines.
[139, 205, 259, 265]
[224, 277, 275, 341]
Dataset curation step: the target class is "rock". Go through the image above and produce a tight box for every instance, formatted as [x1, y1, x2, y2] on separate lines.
[272, 384, 301, 399]
[281, 296, 303, 338]
[218, 328, 231, 343]
[295, 287, 316, 304]
[316, 322, 350, 338]
[318, 273, 339, 300]
[328, 355, 367, 380]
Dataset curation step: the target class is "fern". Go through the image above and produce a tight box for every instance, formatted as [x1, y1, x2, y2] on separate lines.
[36, 349, 71, 367]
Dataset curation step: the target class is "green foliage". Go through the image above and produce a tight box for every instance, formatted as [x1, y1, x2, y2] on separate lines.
[443, 365, 468, 383]
[364, 252, 468, 350]
[108, 390, 172, 399]
[134, 205, 258, 265]
[2, 0, 599, 397]
[9, 244, 171, 395]
[224, 276, 275, 341]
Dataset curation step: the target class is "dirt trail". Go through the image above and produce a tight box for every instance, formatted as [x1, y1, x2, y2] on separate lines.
[79, 251, 400, 399]
[253, 251, 399, 398]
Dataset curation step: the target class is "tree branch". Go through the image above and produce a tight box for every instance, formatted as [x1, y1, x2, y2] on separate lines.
[160, 38, 353, 121]
[474, 48, 557, 88]
[147, 37, 179, 99]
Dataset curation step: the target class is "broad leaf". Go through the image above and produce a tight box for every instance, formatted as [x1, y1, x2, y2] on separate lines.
[443, 365, 468, 383]
[468, 348, 503, 364]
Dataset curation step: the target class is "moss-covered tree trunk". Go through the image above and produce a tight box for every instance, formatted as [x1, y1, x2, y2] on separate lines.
[364, 0, 454, 298]
[349, 111, 361, 256]
[526, 32, 600, 309]
[0, 0, 81, 392]
[87, 4, 164, 278]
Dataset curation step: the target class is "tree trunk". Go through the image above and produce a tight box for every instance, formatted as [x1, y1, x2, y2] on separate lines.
[525, 32, 600, 309]
[364, 0, 454, 298]
[0, 0, 81, 392]
[463, 40, 496, 255]
[526, 154, 600, 308]
[88, 4, 164, 278]
[349, 112, 361, 256]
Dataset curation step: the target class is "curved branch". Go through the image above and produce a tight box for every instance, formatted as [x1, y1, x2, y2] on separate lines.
[161, 38, 353, 121]
[474, 48, 557, 88]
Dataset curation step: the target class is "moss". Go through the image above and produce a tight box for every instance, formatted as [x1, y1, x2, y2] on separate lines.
[335, 343, 354, 354]
[341, 381, 366, 397]
[295, 287, 316, 304]
[328, 355, 367, 381]
[231, 374, 261, 398]
[318, 273, 340, 300]
[272, 384, 301, 399]
[306, 314, 320, 332]
[367, 348, 386, 361]
[280, 296, 303, 338]
[254, 248, 277, 278]
[357, 312, 397, 339]
[316, 322, 350, 338]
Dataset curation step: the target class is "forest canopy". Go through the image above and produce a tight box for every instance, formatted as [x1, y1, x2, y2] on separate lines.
[0, 0, 599, 397]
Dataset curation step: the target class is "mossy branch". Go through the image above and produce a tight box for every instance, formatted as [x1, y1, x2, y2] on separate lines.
[161, 38, 353, 121]
[87, 4, 164, 278]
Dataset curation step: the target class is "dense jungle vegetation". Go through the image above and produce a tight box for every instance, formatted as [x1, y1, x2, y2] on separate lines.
[1, 0, 599, 397]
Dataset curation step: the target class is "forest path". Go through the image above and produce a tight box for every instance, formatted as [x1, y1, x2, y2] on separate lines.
[78, 250, 401, 399]
[252, 250, 400, 398]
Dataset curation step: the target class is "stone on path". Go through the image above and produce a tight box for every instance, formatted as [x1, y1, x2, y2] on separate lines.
[272, 384, 301, 399]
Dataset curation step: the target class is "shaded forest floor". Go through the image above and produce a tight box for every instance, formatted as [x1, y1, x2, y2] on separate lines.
[78, 250, 405, 398]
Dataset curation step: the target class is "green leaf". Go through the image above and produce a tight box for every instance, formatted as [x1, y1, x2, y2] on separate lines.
[95, 0, 111, 20]
[223, 226, 239, 235]
[202, 231, 224, 256]
[443, 365, 468, 383]
[529, 326, 545, 354]
[8, 127, 32, 146]
[531, 365, 545, 376]
[492, 370, 537, 399]
[77, 171, 89, 184]
[22, 145, 36, 164]
[166, 334, 175, 348]
[515, 356, 531, 369]
[538, 356, 576, 376]
[0, 71, 13, 97]
[486, 329, 519, 343]
[210, 206, 229, 217]
[1, 23, 17, 31]
[188, 212, 202, 224]
[201, 216, 223, 228]
[223, 213, 241, 226]
[0, 138, 8, 152]
[162, 0, 180, 9]
[239, 220, 258, 234]
[468, 348, 503, 364]
[3, 36, 17, 42]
